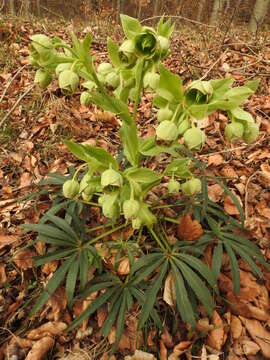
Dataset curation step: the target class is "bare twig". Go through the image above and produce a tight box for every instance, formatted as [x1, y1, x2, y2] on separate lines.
[200, 49, 228, 80]
[141, 15, 216, 28]
[0, 65, 28, 104]
[0, 84, 35, 128]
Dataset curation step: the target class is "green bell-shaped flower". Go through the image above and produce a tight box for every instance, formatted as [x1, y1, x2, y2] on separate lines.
[185, 80, 213, 106]
[156, 120, 178, 142]
[243, 122, 259, 144]
[137, 203, 156, 227]
[123, 199, 140, 220]
[134, 28, 158, 59]
[105, 71, 120, 89]
[157, 107, 173, 122]
[80, 92, 92, 106]
[79, 173, 96, 195]
[181, 178, 201, 196]
[101, 169, 123, 189]
[225, 122, 244, 140]
[168, 179, 180, 193]
[81, 191, 93, 202]
[97, 62, 113, 76]
[178, 118, 190, 136]
[30, 34, 56, 68]
[119, 40, 136, 66]
[55, 63, 72, 76]
[132, 217, 142, 230]
[34, 69, 52, 89]
[59, 70, 79, 95]
[62, 179, 79, 199]
[183, 128, 206, 150]
[143, 72, 160, 91]
[158, 36, 169, 56]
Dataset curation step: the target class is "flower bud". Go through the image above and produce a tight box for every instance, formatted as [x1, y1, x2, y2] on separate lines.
[143, 72, 160, 90]
[183, 128, 206, 150]
[158, 36, 169, 55]
[119, 40, 135, 64]
[97, 73, 105, 85]
[102, 202, 119, 219]
[62, 179, 79, 199]
[185, 80, 213, 105]
[79, 173, 96, 195]
[34, 69, 52, 89]
[97, 62, 113, 75]
[243, 122, 259, 144]
[55, 63, 71, 76]
[132, 217, 142, 230]
[178, 118, 190, 136]
[105, 72, 120, 89]
[101, 169, 123, 188]
[157, 107, 173, 122]
[81, 191, 93, 202]
[59, 70, 79, 95]
[168, 179, 180, 193]
[225, 122, 244, 140]
[181, 178, 201, 196]
[156, 121, 178, 142]
[80, 92, 91, 106]
[135, 29, 158, 59]
[123, 199, 140, 220]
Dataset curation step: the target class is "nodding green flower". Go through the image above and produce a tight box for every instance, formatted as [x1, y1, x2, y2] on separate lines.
[178, 118, 190, 136]
[81, 191, 93, 202]
[123, 199, 140, 220]
[143, 72, 160, 91]
[181, 178, 202, 196]
[243, 122, 259, 144]
[34, 69, 52, 89]
[185, 80, 213, 106]
[105, 72, 120, 89]
[168, 179, 180, 193]
[98, 194, 119, 219]
[157, 107, 173, 122]
[132, 217, 142, 230]
[134, 28, 158, 59]
[158, 36, 169, 56]
[97, 62, 113, 75]
[79, 173, 96, 195]
[80, 92, 92, 106]
[30, 34, 56, 68]
[119, 40, 136, 66]
[101, 169, 123, 189]
[55, 63, 72, 76]
[58, 70, 79, 95]
[62, 179, 79, 199]
[156, 121, 178, 142]
[183, 128, 206, 150]
[225, 122, 244, 140]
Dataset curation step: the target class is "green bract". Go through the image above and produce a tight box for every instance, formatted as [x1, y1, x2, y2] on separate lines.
[178, 118, 190, 136]
[105, 71, 120, 88]
[34, 69, 52, 89]
[181, 178, 202, 196]
[168, 179, 180, 193]
[80, 92, 92, 106]
[225, 122, 244, 140]
[58, 70, 79, 95]
[184, 128, 206, 150]
[101, 169, 123, 188]
[158, 36, 169, 56]
[55, 63, 72, 76]
[62, 179, 79, 199]
[243, 122, 259, 144]
[132, 217, 142, 230]
[143, 72, 160, 91]
[185, 80, 213, 106]
[97, 62, 113, 75]
[156, 121, 178, 142]
[134, 28, 157, 59]
[123, 199, 140, 220]
[157, 107, 173, 122]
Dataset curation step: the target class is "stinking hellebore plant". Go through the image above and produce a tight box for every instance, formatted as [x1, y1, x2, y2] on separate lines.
[25, 14, 269, 355]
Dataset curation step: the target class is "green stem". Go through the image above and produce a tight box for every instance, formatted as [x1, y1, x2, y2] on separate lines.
[85, 222, 113, 233]
[80, 200, 102, 207]
[164, 216, 179, 224]
[133, 59, 145, 122]
[84, 223, 127, 247]
[148, 227, 167, 250]
[171, 103, 182, 124]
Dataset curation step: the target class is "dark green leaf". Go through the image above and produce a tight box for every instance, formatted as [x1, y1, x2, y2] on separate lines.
[224, 243, 240, 294]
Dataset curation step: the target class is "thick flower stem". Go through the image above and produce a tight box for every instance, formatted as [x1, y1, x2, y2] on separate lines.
[148, 227, 170, 250]
[84, 223, 127, 247]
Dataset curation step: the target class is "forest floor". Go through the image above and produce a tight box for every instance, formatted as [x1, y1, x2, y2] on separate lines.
[0, 14, 270, 360]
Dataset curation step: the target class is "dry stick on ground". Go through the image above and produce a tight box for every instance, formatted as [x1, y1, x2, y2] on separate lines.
[199, 49, 228, 81]
[0, 84, 35, 128]
[0, 64, 28, 104]
[140, 15, 217, 29]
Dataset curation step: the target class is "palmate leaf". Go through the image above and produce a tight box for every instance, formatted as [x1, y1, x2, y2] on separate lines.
[79, 248, 89, 292]
[23, 223, 77, 245]
[66, 259, 79, 309]
[212, 241, 223, 281]
[110, 289, 127, 355]
[224, 242, 240, 294]
[34, 248, 76, 266]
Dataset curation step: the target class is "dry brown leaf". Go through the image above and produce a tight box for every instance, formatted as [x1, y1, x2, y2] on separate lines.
[49, 286, 67, 321]
[160, 340, 167, 360]
[0, 234, 19, 250]
[173, 341, 192, 356]
[197, 318, 214, 333]
[97, 306, 107, 327]
[161, 327, 174, 348]
[25, 336, 54, 360]
[13, 249, 34, 270]
[27, 321, 67, 340]
[124, 350, 157, 360]
[163, 272, 176, 308]
[220, 165, 238, 179]
[117, 258, 130, 275]
[19, 171, 32, 188]
[208, 184, 224, 203]
[207, 154, 224, 167]
[224, 195, 241, 215]
[108, 327, 131, 351]
[240, 317, 270, 357]
[231, 315, 242, 339]
[207, 311, 225, 351]
[0, 264, 7, 287]
[177, 214, 203, 241]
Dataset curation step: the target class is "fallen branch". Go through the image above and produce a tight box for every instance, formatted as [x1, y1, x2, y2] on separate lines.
[141, 15, 216, 28]
[0, 64, 28, 104]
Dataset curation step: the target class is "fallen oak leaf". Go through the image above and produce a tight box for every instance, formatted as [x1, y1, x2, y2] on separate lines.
[172, 340, 192, 356]
[206, 311, 226, 351]
[125, 350, 156, 360]
[25, 336, 54, 360]
[177, 214, 203, 241]
[208, 184, 224, 203]
[230, 315, 242, 339]
[26, 322, 67, 340]
[163, 272, 176, 308]
[160, 340, 167, 360]
[13, 249, 35, 270]
[207, 154, 224, 167]
[0, 234, 19, 250]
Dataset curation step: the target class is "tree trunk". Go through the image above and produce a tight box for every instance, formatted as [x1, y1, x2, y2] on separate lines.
[37, 0, 41, 16]
[248, 0, 270, 33]
[153, 0, 160, 17]
[9, 0, 15, 15]
[210, 0, 221, 25]
[197, 0, 206, 21]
